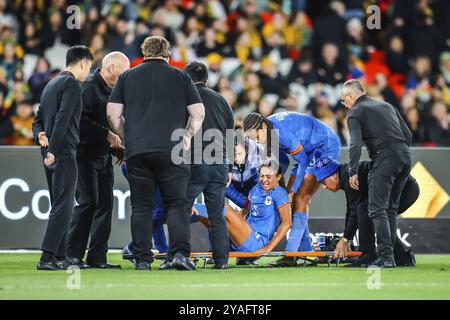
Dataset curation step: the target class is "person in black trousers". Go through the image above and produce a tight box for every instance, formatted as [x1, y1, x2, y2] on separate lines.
[342, 79, 412, 268]
[320, 160, 419, 267]
[32, 46, 93, 270]
[107, 36, 205, 271]
[66, 52, 130, 269]
[176, 62, 234, 270]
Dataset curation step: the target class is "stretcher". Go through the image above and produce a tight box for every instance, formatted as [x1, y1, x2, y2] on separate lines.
[153, 251, 363, 268]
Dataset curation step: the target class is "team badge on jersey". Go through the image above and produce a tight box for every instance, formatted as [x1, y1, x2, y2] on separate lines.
[265, 196, 272, 206]
[275, 112, 288, 121]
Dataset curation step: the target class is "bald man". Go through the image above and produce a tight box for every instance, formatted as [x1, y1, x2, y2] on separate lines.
[66, 52, 130, 269]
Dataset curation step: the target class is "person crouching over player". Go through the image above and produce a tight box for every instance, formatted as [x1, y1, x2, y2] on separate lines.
[226, 161, 292, 256]
[319, 157, 419, 267]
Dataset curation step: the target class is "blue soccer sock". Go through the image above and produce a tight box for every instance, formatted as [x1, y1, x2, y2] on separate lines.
[298, 222, 313, 251]
[126, 241, 134, 252]
[153, 223, 168, 254]
[285, 212, 308, 252]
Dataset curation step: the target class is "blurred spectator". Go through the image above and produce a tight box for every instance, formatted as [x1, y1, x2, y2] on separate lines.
[315, 42, 347, 85]
[428, 102, 450, 146]
[0, 0, 449, 147]
[335, 105, 349, 145]
[440, 51, 450, 86]
[386, 35, 409, 74]
[153, 0, 185, 30]
[286, 56, 317, 86]
[374, 72, 400, 108]
[346, 17, 368, 62]
[41, 8, 63, 49]
[172, 31, 197, 65]
[259, 57, 287, 96]
[405, 107, 428, 145]
[285, 11, 313, 51]
[197, 28, 223, 57]
[9, 100, 34, 146]
[0, 42, 21, 82]
[256, 97, 276, 117]
[312, 1, 348, 64]
[275, 94, 299, 113]
[28, 56, 51, 103]
[409, 0, 445, 71]
[0, 90, 13, 144]
[20, 21, 43, 55]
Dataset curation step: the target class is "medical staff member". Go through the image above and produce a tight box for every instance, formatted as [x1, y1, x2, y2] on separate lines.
[107, 36, 205, 271]
[343, 79, 412, 268]
[319, 157, 418, 267]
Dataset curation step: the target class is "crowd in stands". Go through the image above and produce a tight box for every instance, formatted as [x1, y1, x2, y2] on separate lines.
[0, 0, 449, 146]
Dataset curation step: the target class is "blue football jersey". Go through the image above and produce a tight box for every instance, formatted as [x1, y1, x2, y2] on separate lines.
[247, 184, 290, 241]
[268, 112, 341, 191]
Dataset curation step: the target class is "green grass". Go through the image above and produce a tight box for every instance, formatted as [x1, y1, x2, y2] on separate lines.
[1, 253, 449, 300]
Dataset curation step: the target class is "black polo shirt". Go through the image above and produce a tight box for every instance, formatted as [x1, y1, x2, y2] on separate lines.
[191, 83, 234, 166]
[77, 69, 111, 157]
[109, 59, 202, 159]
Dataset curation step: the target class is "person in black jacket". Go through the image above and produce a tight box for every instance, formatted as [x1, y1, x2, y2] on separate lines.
[107, 36, 205, 271]
[180, 62, 234, 270]
[66, 52, 130, 269]
[342, 79, 412, 268]
[32, 45, 93, 271]
[319, 160, 419, 267]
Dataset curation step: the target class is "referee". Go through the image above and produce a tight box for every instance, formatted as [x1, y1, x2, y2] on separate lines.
[107, 36, 205, 271]
[66, 52, 129, 269]
[342, 79, 412, 268]
[32, 46, 93, 270]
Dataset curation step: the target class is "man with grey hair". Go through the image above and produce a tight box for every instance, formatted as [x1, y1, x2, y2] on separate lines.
[341, 79, 412, 268]
[66, 51, 130, 269]
[107, 36, 205, 271]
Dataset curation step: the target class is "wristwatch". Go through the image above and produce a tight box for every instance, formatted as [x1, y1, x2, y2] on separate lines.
[341, 237, 349, 243]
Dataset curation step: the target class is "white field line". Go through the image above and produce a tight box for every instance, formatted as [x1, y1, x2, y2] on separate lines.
[1, 282, 449, 291]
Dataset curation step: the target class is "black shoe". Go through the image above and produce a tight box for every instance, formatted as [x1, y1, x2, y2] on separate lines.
[89, 262, 122, 269]
[205, 258, 215, 265]
[159, 260, 173, 270]
[36, 260, 60, 271]
[236, 258, 258, 266]
[363, 257, 396, 268]
[64, 257, 90, 269]
[135, 261, 151, 271]
[356, 253, 376, 266]
[171, 253, 197, 271]
[395, 250, 416, 267]
[212, 263, 228, 269]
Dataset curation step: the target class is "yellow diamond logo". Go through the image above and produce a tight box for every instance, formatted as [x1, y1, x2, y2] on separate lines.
[402, 162, 450, 218]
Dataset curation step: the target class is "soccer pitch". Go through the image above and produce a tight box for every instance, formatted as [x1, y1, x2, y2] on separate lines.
[1, 253, 449, 300]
